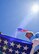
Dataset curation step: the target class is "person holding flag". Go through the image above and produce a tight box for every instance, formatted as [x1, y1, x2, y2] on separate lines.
[17, 28, 34, 42]
[25, 31, 34, 42]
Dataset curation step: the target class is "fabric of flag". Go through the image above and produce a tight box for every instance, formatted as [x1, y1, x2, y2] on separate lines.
[0, 34, 32, 54]
[17, 28, 28, 32]
[34, 49, 39, 54]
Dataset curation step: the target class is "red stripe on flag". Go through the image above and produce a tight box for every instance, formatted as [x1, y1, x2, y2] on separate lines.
[20, 30, 28, 32]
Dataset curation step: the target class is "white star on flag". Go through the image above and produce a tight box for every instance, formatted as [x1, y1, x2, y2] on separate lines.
[9, 48, 13, 53]
[2, 52, 6, 54]
[15, 50, 19, 54]
[0, 39, 2, 43]
[22, 52, 26, 54]
[17, 44, 21, 49]
[3, 46, 7, 50]
[23, 45, 28, 50]
[10, 42, 15, 47]
[4, 40, 8, 45]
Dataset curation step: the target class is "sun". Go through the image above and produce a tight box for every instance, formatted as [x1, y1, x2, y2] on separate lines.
[31, 4, 39, 13]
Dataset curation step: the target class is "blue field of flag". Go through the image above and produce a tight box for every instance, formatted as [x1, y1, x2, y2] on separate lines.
[0, 34, 32, 54]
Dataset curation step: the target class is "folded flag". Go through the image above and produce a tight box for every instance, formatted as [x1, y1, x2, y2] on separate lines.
[0, 34, 32, 54]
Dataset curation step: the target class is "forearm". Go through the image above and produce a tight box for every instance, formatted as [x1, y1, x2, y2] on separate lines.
[30, 46, 35, 54]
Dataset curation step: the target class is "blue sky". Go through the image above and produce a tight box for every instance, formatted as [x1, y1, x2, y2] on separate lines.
[0, 0, 39, 40]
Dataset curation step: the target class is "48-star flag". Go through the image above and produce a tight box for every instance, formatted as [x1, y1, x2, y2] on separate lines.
[0, 34, 33, 54]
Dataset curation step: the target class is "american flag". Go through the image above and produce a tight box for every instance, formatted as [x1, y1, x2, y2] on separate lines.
[34, 49, 39, 54]
[17, 28, 28, 32]
[0, 34, 32, 54]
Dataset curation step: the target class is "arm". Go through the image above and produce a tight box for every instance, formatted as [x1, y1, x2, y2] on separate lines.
[30, 38, 39, 54]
